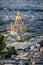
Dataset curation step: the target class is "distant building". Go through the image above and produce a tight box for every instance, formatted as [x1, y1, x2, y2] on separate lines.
[40, 47, 43, 52]
[10, 11, 27, 35]
[5, 11, 31, 48]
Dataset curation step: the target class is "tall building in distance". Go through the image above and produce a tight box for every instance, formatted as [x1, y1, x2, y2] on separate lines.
[10, 11, 27, 35]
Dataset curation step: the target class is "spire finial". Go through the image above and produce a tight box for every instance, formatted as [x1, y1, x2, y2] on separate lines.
[17, 10, 21, 16]
[15, 11, 22, 20]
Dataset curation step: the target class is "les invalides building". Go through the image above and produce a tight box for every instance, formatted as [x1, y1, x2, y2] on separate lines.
[10, 11, 27, 40]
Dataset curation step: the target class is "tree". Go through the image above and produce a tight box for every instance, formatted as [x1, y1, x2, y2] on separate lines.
[8, 46, 17, 55]
[0, 35, 6, 53]
[0, 34, 10, 57]
[39, 40, 43, 47]
[3, 46, 17, 58]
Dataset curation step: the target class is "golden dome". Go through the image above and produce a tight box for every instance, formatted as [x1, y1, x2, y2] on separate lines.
[15, 11, 22, 20]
